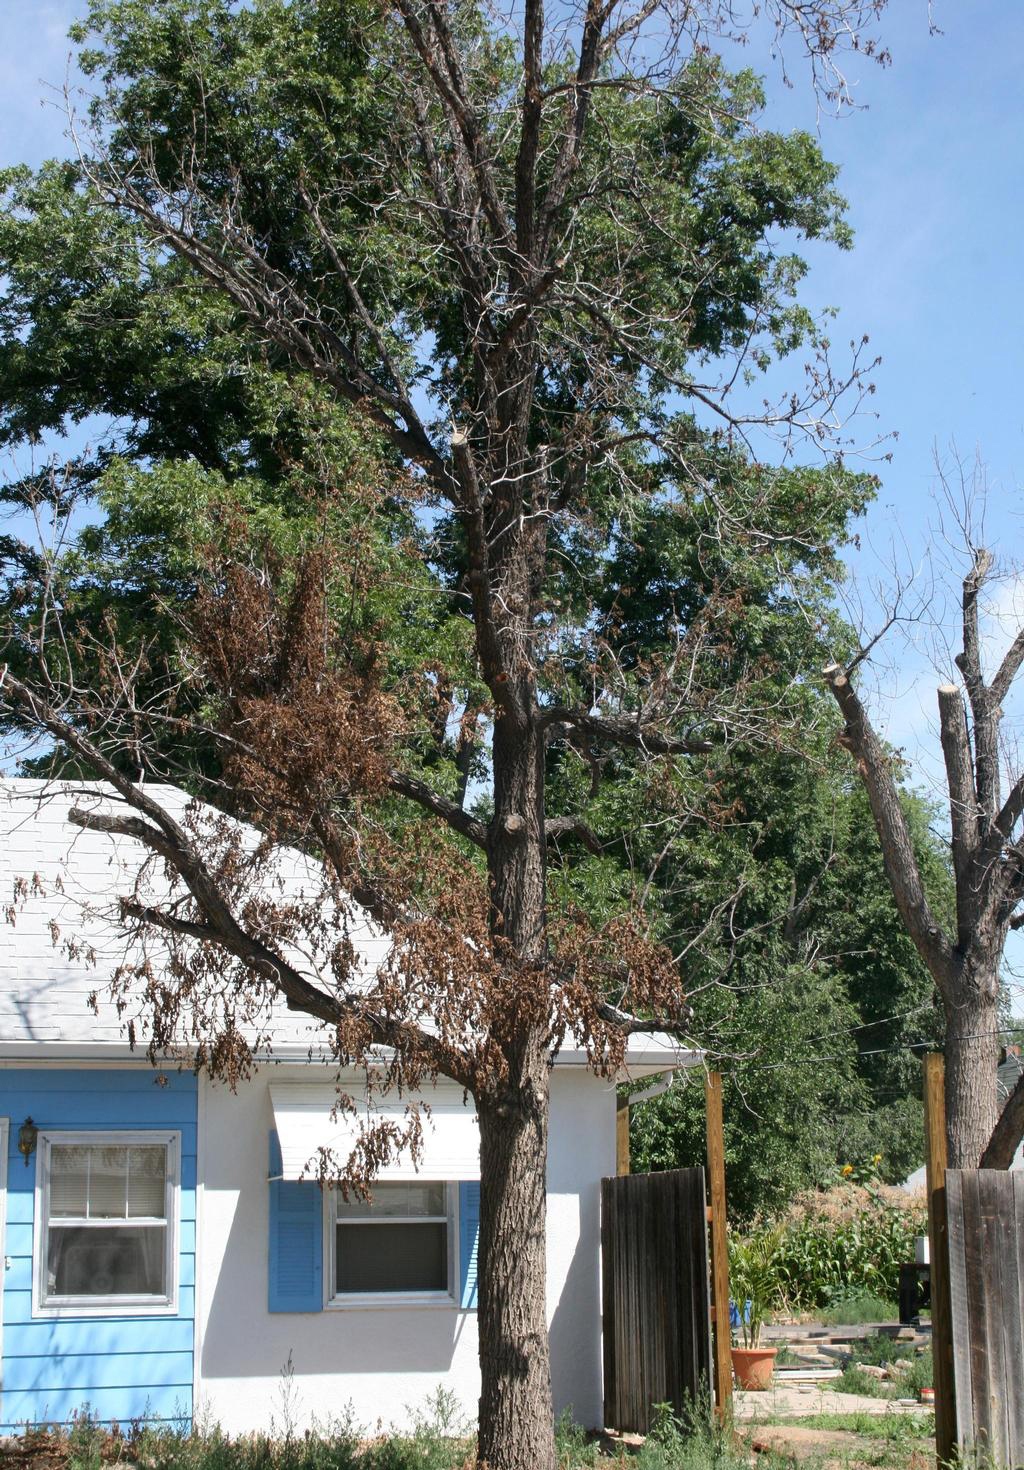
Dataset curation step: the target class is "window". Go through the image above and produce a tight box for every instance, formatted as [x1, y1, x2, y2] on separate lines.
[329, 1180, 454, 1304]
[35, 1132, 179, 1314]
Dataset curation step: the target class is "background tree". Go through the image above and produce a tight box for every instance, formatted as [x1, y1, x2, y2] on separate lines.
[630, 767, 949, 1217]
[825, 525, 1024, 1169]
[1, 1, 894, 1465]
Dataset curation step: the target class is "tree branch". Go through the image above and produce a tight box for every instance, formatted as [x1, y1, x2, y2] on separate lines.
[513, 0, 545, 265]
[68, 808, 355, 1028]
[954, 548, 1000, 820]
[823, 663, 955, 991]
[392, 0, 511, 245]
[980, 1068, 1024, 1169]
[0, 665, 463, 1079]
[992, 626, 1024, 706]
[388, 769, 487, 847]
[595, 999, 694, 1036]
[86, 164, 448, 487]
[937, 683, 980, 939]
[545, 815, 603, 855]
[540, 705, 714, 755]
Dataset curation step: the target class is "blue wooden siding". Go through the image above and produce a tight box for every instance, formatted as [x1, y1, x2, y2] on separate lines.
[0, 1068, 197, 1432]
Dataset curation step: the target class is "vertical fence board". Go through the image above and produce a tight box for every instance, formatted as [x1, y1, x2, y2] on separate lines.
[961, 1172, 996, 1453]
[601, 1168, 712, 1433]
[1011, 1176, 1024, 1456]
[985, 1169, 1022, 1460]
[946, 1173, 974, 1446]
[946, 1168, 1024, 1466]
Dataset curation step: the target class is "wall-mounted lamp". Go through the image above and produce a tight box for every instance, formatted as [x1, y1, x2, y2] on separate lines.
[17, 1117, 37, 1167]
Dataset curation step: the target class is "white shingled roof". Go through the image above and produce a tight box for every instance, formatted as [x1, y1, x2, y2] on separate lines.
[0, 778, 699, 1076]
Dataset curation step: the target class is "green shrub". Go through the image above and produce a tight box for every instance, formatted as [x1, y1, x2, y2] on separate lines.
[727, 1228, 783, 1345]
[778, 1411, 933, 1442]
[15, 1392, 475, 1470]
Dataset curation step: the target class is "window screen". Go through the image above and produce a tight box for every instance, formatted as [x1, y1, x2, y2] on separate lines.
[42, 1140, 172, 1304]
[333, 1181, 450, 1296]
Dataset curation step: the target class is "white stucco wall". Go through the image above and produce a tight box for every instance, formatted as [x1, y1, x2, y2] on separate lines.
[194, 1065, 616, 1435]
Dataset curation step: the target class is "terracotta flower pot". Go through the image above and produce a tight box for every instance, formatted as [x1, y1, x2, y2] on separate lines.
[732, 1345, 777, 1390]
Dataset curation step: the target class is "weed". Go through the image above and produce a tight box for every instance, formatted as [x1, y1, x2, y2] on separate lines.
[818, 1294, 896, 1326]
[845, 1335, 912, 1368]
[632, 1397, 763, 1470]
[552, 1409, 601, 1468]
[772, 1344, 801, 1367]
[360, 1387, 472, 1470]
[833, 1337, 933, 1400]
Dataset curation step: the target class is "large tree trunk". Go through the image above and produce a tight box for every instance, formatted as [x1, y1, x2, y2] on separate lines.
[476, 1055, 556, 1470]
[475, 610, 556, 1470]
[945, 974, 1001, 1168]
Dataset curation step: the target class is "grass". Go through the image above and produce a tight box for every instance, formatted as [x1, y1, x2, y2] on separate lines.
[757, 1410, 934, 1442]
[746, 1409, 936, 1470]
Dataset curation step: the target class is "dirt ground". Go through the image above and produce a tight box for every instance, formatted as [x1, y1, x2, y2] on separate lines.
[744, 1420, 935, 1470]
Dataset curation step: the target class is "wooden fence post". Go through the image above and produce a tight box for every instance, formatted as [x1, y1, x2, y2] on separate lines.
[924, 1052, 956, 1466]
[616, 1093, 630, 1176]
[705, 1071, 733, 1420]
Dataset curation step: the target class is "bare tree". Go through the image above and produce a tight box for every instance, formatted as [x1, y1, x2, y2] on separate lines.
[0, 0, 896, 1464]
[825, 536, 1024, 1168]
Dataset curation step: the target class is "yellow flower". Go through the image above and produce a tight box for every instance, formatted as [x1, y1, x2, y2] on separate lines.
[872, 1153, 883, 1166]
[841, 1164, 854, 1177]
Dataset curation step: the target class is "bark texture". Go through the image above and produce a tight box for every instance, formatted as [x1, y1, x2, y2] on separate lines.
[945, 980, 1001, 1168]
[477, 1059, 554, 1470]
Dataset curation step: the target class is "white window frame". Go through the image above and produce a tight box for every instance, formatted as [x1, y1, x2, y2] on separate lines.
[32, 1130, 181, 1318]
[326, 1180, 458, 1310]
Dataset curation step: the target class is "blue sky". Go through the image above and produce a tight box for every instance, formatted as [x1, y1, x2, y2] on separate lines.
[3, 1, 1024, 979]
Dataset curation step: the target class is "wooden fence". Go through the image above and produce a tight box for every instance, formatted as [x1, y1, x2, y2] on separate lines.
[946, 1168, 1024, 1465]
[600, 1167, 713, 1434]
[923, 1055, 1024, 1467]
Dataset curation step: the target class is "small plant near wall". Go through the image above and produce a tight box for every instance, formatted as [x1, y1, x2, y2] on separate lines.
[728, 1230, 781, 1389]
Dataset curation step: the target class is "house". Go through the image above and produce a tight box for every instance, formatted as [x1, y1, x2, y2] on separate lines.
[0, 779, 696, 1435]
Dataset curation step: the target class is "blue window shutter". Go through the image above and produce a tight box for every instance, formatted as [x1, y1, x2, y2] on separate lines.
[268, 1131, 323, 1313]
[458, 1181, 481, 1309]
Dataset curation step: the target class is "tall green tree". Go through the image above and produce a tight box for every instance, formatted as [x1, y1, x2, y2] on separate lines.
[1, 1, 895, 1464]
[630, 763, 949, 1219]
